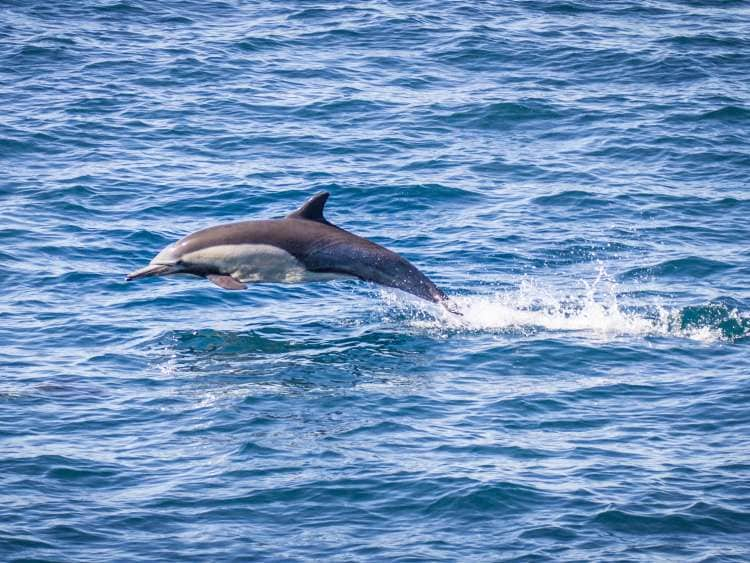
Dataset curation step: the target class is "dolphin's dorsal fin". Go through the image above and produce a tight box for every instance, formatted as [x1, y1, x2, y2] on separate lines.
[287, 191, 332, 224]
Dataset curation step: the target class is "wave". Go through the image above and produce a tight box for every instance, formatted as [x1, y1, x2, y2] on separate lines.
[665, 105, 750, 123]
[621, 257, 734, 281]
[532, 190, 610, 207]
[441, 101, 563, 129]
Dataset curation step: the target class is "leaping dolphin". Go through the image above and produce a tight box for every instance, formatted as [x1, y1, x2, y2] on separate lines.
[126, 192, 459, 313]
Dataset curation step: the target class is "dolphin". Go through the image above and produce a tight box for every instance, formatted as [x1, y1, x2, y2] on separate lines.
[126, 192, 459, 313]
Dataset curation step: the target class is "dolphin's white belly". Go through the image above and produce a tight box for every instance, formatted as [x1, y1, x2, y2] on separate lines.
[181, 243, 347, 284]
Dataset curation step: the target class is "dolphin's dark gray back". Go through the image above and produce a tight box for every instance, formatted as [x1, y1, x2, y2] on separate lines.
[174, 192, 448, 305]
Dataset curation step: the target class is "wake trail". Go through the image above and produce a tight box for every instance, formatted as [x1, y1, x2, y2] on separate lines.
[384, 267, 750, 343]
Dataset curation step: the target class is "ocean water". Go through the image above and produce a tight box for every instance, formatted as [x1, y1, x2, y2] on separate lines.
[2, 0, 750, 560]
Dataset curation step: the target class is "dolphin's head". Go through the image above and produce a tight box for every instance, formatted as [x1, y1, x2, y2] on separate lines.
[126, 243, 188, 281]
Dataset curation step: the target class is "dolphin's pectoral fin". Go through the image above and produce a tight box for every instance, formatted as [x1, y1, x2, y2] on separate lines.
[207, 274, 247, 290]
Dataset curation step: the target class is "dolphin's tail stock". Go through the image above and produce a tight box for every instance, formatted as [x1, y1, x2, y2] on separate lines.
[304, 237, 459, 314]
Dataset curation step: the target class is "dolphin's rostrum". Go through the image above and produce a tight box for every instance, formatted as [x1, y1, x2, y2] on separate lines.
[127, 192, 459, 313]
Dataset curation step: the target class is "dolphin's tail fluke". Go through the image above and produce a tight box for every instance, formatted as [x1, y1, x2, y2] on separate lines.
[441, 298, 463, 316]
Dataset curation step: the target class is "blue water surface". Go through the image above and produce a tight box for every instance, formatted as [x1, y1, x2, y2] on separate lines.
[2, 1, 750, 560]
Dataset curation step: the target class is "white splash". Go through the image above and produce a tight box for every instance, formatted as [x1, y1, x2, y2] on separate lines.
[383, 266, 743, 343]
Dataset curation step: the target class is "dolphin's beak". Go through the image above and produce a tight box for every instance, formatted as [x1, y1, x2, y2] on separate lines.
[126, 263, 179, 281]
